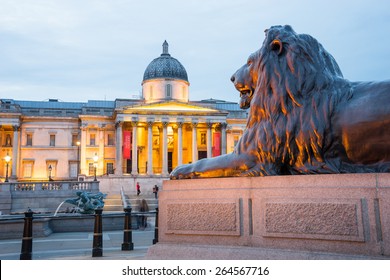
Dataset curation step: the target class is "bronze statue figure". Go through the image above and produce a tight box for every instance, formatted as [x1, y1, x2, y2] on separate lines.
[65, 191, 106, 214]
[170, 25, 390, 179]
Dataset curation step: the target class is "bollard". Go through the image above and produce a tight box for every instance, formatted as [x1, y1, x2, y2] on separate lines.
[20, 208, 33, 260]
[92, 208, 103, 257]
[122, 207, 134, 251]
[153, 207, 159, 244]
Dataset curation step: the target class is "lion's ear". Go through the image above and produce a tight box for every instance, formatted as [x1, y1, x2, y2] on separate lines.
[270, 39, 283, 55]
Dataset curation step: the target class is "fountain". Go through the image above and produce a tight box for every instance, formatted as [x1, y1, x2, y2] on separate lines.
[53, 191, 106, 216]
[53, 201, 67, 216]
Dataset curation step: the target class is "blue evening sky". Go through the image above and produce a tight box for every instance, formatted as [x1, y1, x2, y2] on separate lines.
[0, 0, 389, 103]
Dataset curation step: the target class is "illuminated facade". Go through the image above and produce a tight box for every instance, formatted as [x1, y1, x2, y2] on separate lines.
[0, 42, 247, 182]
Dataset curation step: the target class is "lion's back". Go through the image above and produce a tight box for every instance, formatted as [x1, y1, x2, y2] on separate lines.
[334, 80, 390, 164]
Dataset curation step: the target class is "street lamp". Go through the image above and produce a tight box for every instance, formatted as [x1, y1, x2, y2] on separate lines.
[48, 165, 53, 181]
[93, 153, 98, 181]
[4, 153, 11, 183]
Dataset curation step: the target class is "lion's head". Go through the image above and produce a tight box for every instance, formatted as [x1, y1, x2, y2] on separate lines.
[232, 25, 350, 174]
[232, 25, 344, 110]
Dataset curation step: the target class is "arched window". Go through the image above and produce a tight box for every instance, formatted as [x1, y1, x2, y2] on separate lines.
[166, 84, 172, 99]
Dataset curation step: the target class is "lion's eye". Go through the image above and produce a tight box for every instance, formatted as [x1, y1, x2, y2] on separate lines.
[247, 60, 253, 66]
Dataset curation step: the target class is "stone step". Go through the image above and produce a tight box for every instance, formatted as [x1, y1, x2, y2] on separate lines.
[106, 194, 122, 199]
[104, 199, 122, 206]
[103, 205, 124, 211]
[103, 194, 125, 212]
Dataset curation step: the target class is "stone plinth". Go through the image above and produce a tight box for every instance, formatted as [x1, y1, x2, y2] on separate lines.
[147, 173, 390, 259]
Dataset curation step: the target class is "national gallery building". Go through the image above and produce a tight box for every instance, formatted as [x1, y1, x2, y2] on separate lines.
[0, 41, 246, 182]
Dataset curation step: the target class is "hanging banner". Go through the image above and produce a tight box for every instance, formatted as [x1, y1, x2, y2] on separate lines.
[123, 131, 131, 159]
[212, 132, 221, 157]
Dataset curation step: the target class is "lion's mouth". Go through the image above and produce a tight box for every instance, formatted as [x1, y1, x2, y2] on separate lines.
[239, 89, 253, 98]
[238, 88, 254, 109]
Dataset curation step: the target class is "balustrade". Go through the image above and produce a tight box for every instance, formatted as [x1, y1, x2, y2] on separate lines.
[10, 181, 97, 192]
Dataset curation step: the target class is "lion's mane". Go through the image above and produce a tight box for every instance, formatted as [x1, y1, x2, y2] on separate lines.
[236, 25, 354, 175]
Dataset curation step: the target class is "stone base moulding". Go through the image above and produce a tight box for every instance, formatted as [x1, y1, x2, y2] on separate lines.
[147, 173, 390, 259]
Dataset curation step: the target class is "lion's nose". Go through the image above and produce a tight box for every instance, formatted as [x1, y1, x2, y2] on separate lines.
[230, 75, 235, 83]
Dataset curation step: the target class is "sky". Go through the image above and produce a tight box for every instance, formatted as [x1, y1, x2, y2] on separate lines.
[0, 0, 389, 103]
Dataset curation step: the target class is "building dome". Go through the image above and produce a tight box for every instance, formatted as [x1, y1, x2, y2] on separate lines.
[143, 41, 189, 83]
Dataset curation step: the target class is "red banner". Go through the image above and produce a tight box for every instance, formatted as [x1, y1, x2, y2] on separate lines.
[212, 132, 221, 157]
[123, 131, 131, 159]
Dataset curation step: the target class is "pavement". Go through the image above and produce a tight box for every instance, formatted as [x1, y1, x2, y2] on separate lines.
[0, 228, 154, 260]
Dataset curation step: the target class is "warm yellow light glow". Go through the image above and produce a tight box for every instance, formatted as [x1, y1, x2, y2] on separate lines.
[4, 153, 11, 163]
[93, 153, 98, 163]
[76, 141, 81, 146]
[126, 102, 220, 113]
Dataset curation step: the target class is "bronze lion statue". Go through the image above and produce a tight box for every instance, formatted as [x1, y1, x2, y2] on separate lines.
[171, 25, 390, 179]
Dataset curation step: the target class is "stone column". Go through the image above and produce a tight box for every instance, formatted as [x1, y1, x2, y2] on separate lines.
[147, 121, 154, 175]
[115, 121, 123, 175]
[131, 121, 138, 175]
[221, 122, 227, 155]
[80, 126, 87, 175]
[207, 122, 212, 158]
[191, 121, 198, 163]
[98, 125, 105, 175]
[162, 121, 169, 176]
[11, 125, 20, 178]
[177, 121, 183, 166]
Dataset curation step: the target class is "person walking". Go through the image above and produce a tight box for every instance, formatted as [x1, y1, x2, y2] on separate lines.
[138, 199, 149, 229]
[152, 184, 159, 199]
[136, 182, 141, 196]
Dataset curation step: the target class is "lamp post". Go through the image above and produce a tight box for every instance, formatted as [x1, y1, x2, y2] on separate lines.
[48, 164, 53, 181]
[76, 140, 81, 179]
[4, 153, 11, 183]
[93, 153, 98, 181]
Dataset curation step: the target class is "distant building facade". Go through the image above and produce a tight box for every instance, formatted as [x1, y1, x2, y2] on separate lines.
[0, 42, 247, 182]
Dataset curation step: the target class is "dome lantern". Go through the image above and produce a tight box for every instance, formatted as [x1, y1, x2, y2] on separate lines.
[162, 40, 169, 56]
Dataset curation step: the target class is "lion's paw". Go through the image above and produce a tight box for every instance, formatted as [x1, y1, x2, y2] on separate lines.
[170, 164, 196, 180]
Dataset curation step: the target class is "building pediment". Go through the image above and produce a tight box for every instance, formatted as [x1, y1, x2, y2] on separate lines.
[120, 101, 226, 115]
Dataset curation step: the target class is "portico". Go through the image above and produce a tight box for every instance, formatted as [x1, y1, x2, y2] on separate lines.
[114, 101, 228, 176]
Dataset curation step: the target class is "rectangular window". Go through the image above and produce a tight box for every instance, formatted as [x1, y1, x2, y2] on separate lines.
[166, 84, 172, 98]
[89, 163, 94, 176]
[26, 134, 32, 146]
[69, 162, 78, 178]
[23, 162, 33, 178]
[5, 134, 12, 146]
[106, 163, 114, 174]
[90, 134, 96, 146]
[234, 135, 239, 147]
[50, 135, 56, 146]
[201, 132, 206, 145]
[107, 134, 114, 146]
[72, 134, 78, 146]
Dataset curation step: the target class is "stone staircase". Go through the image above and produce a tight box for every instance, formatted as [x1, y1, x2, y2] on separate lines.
[124, 195, 159, 212]
[103, 194, 158, 213]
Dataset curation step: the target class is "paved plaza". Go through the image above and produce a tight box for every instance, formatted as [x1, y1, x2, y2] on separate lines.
[0, 228, 154, 260]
